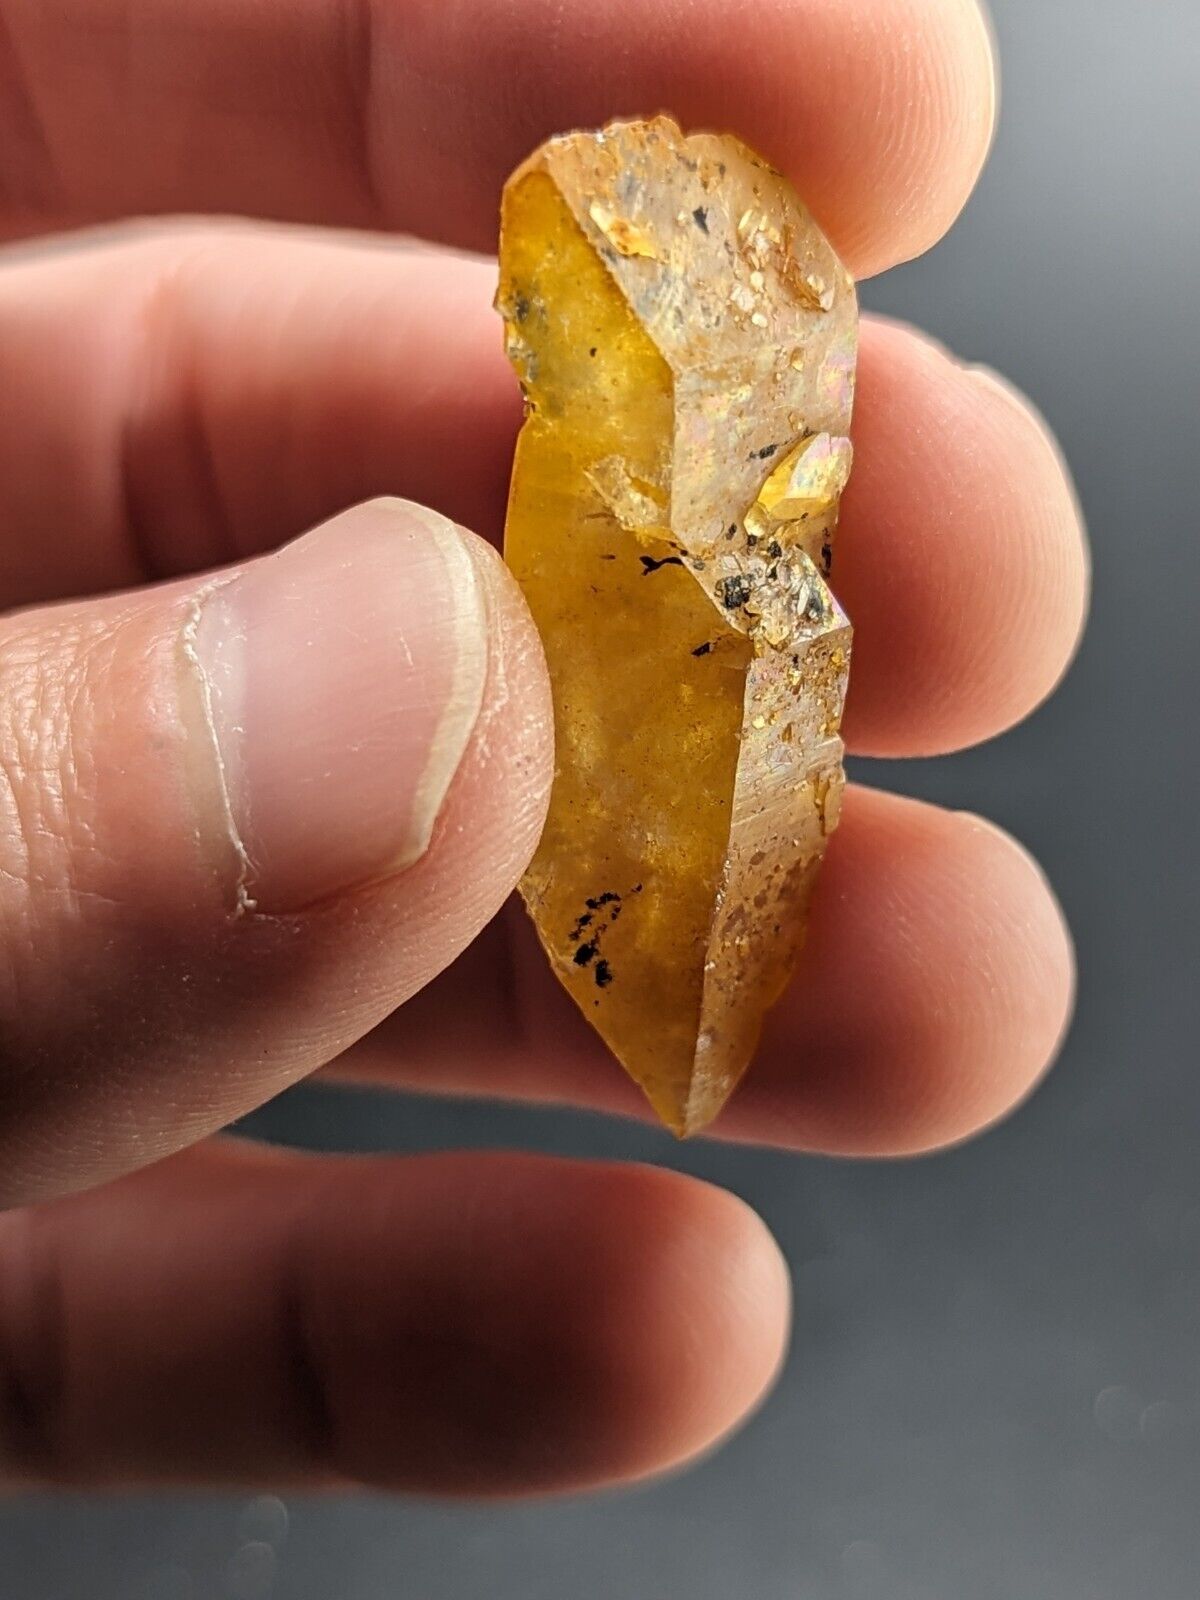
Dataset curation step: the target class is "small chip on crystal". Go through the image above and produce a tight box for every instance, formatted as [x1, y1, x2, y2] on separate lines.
[588, 201, 659, 258]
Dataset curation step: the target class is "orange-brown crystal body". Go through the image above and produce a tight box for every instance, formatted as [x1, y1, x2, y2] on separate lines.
[498, 117, 857, 1135]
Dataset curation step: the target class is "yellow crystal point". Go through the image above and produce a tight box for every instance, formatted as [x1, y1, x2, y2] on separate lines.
[498, 117, 857, 1136]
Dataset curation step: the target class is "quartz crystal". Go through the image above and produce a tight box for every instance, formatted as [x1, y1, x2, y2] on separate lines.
[498, 117, 857, 1135]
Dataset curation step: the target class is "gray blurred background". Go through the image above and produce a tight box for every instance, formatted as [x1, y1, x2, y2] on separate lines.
[3, 0, 1198, 1594]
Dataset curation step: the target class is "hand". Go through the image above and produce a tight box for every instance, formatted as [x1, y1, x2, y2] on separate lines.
[0, 0, 1086, 1498]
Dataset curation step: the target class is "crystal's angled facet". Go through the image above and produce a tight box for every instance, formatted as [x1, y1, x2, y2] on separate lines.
[497, 117, 858, 1136]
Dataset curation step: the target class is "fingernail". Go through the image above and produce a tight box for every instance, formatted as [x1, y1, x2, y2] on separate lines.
[187, 498, 489, 912]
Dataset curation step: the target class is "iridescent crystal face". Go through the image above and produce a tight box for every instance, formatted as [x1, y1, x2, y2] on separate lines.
[498, 117, 858, 1135]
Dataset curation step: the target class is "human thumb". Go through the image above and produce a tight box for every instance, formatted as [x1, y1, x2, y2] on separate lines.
[0, 498, 552, 1205]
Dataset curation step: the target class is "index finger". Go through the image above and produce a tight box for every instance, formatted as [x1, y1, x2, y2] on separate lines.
[3, 0, 996, 277]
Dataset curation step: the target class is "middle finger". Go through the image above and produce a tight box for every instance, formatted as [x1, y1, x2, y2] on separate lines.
[0, 225, 1087, 757]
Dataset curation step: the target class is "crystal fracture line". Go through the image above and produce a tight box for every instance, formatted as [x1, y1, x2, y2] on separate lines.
[498, 117, 858, 1135]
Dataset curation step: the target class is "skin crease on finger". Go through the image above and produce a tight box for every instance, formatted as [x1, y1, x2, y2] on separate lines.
[0, 0, 997, 278]
[0, 232, 1088, 760]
